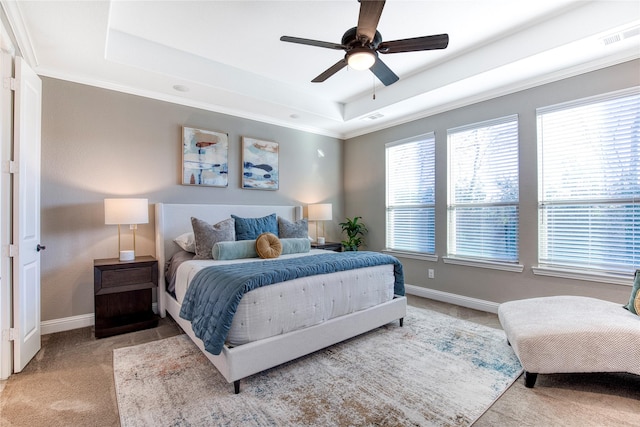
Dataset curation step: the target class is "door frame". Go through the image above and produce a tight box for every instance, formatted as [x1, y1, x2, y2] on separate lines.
[0, 50, 13, 380]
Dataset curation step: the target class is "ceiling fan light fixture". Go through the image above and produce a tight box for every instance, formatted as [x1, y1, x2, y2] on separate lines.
[347, 48, 376, 70]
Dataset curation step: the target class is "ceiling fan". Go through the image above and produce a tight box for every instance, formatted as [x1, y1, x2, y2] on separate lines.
[280, 0, 449, 86]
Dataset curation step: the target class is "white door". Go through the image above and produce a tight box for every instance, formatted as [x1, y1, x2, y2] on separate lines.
[12, 57, 42, 372]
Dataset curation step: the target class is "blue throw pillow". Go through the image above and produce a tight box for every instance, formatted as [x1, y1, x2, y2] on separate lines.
[281, 238, 311, 255]
[231, 213, 278, 240]
[624, 270, 640, 315]
[212, 240, 257, 260]
[212, 237, 310, 260]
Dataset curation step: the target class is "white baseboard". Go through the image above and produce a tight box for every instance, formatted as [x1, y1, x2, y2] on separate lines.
[41, 303, 159, 335]
[41, 313, 94, 335]
[405, 284, 500, 314]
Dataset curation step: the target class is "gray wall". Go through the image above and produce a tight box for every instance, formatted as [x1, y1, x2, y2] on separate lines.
[41, 78, 343, 322]
[344, 59, 640, 305]
[41, 59, 639, 322]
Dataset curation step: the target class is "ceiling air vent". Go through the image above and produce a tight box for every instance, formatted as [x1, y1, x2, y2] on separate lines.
[361, 112, 384, 121]
[602, 34, 621, 46]
[601, 25, 640, 46]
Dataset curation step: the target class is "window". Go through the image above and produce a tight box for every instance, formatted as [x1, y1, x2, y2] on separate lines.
[447, 115, 519, 263]
[386, 133, 435, 254]
[537, 89, 640, 275]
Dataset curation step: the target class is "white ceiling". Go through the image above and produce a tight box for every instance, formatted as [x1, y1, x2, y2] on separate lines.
[2, 0, 639, 139]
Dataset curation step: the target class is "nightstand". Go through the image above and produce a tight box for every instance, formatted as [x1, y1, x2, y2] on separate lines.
[311, 242, 343, 252]
[93, 256, 159, 338]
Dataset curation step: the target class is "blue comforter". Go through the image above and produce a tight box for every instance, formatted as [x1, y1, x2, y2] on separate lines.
[179, 251, 404, 355]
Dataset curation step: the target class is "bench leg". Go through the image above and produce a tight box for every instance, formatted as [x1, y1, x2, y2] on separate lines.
[524, 371, 538, 388]
[234, 380, 240, 394]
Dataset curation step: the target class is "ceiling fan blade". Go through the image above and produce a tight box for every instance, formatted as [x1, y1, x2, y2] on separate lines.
[312, 59, 348, 83]
[378, 34, 449, 53]
[280, 36, 345, 50]
[370, 57, 398, 86]
[357, 0, 385, 43]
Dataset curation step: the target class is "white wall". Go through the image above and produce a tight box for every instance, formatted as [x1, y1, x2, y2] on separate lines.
[344, 59, 640, 306]
[40, 78, 344, 322]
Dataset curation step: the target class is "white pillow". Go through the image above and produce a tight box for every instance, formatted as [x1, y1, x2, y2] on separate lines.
[174, 232, 196, 253]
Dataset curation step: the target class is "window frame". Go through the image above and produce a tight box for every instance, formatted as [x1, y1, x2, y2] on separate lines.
[445, 114, 522, 269]
[384, 132, 437, 261]
[534, 87, 640, 283]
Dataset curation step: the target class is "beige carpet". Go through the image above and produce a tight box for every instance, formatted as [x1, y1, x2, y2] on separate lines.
[113, 306, 522, 426]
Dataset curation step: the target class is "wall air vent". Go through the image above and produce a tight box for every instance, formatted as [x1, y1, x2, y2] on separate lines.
[601, 25, 640, 46]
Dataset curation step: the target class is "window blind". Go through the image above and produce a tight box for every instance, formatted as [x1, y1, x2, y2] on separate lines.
[386, 133, 435, 253]
[537, 88, 640, 273]
[447, 115, 519, 262]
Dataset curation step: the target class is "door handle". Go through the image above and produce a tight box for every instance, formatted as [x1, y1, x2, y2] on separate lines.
[36, 244, 46, 252]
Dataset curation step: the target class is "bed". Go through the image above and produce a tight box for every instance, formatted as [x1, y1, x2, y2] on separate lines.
[155, 203, 407, 393]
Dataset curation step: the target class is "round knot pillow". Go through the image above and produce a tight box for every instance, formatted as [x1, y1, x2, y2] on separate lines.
[255, 232, 282, 259]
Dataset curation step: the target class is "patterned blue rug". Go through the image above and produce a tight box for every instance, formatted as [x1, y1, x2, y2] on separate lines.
[114, 306, 522, 426]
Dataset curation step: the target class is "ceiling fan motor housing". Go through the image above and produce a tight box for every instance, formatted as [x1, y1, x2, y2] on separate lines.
[342, 26, 383, 49]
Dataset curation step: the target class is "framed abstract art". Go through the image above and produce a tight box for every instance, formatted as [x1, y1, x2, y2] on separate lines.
[182, 127, 229, 187]
[241, 137, 279, 190]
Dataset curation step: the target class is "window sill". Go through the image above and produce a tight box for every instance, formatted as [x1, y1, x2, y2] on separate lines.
[532, 266, 633, 286]
[442, 256, 524, 273]
[382, 249, 438, 262]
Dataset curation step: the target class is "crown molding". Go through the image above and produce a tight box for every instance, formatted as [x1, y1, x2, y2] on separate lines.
[0, 1, 37, 66]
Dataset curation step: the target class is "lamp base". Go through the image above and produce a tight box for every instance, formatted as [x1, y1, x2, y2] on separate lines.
[119, 250, 135, 261]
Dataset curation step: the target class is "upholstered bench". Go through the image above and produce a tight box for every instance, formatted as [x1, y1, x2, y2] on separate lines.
[498, 296, 640, 388]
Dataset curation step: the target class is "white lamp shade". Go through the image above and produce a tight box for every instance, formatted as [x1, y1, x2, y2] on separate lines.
[104, 198, 149, 225]
[308, 203, 333, 221]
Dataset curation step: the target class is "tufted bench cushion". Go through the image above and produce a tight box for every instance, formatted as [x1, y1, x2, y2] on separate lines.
[498, 296, 640, 387]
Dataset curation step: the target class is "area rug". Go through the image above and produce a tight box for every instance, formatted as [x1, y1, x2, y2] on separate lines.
[113, 306, 522, 427]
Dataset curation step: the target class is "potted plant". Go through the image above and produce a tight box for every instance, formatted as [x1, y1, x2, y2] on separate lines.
[339, 216, 368, 251]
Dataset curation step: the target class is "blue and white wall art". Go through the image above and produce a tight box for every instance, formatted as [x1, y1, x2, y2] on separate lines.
[182, 127, 229, 187]
[242, 137, 279, 190]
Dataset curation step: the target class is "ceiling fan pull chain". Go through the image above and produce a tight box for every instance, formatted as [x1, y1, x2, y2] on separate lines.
[372, 75, 376, 100]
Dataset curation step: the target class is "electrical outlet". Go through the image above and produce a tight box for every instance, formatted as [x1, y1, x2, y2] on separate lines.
[428, 269, 434, 279]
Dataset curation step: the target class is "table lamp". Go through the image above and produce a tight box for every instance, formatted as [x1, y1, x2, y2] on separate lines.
[308, 203, 332, 245]
[104, 198, 149, 261]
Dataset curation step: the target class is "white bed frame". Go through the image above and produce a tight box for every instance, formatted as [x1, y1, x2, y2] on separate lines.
[155, 203, 407, 393]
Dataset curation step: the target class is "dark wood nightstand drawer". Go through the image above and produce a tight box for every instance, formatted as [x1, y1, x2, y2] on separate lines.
[101, 266, 153, 288]
[94, 256, 158, 295]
